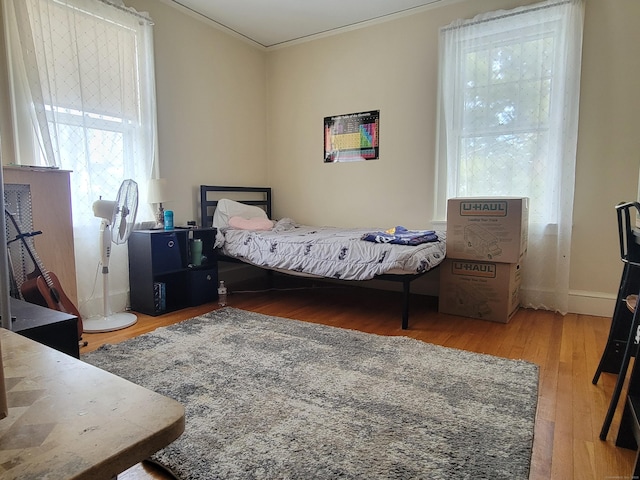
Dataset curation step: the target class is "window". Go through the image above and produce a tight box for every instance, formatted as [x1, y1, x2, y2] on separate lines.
[4, 0, 157, 318]
[436, 0, 584, 313]
[436, 0, 583, 224]
[45, 105, 137, 220]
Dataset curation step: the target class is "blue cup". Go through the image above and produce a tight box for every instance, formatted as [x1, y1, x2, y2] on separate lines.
[164, 210, 173, 230]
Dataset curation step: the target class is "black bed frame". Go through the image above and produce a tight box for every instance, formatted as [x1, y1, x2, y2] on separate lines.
[200, 185, 428, 329]
[200, 185, 272, 227]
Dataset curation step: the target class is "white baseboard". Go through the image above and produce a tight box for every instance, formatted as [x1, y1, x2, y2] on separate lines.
[81, 291, 130, 319]
[567, 290, 615, 318]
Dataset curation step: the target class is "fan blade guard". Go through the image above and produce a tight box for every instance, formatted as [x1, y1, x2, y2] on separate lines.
[111, 179, 139, 245]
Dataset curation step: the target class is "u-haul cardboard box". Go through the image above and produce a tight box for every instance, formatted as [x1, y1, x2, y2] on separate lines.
[446, 197, 529, 263]
[438, 258, 522, 323]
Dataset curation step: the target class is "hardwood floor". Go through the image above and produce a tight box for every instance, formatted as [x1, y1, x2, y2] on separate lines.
[79, 277, 636, 479]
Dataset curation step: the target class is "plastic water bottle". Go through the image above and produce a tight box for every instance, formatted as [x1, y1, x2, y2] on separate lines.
[217, 281, 227, 306]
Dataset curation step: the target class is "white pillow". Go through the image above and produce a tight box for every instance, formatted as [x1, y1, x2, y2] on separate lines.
[212, 198, 269, 229]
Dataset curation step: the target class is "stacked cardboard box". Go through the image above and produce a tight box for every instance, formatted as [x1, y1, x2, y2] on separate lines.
[439, 197, 529, 323]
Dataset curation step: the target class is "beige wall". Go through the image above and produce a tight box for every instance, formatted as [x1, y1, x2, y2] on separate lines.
[2, 0, 268, 226]
[2, 0, 639, 315]
[571, 0, 640, 308]
[265, 0, 640, 314]
[126, 0, 268, 225]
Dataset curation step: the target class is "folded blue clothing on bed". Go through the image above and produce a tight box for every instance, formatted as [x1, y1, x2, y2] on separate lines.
[361, 226, 439, 246]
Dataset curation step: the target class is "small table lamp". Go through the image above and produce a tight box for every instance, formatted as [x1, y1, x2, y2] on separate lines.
[147, 178, 170, 229]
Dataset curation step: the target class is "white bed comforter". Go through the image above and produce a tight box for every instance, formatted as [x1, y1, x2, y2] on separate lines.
[220, 218, 446, 281]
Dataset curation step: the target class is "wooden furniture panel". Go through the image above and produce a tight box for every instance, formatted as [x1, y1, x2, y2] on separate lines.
[2, 166, 78, 306]
[0, 328, 184, 479]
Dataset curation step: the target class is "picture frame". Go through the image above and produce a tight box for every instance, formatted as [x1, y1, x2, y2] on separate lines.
[324, 110, 379, 163]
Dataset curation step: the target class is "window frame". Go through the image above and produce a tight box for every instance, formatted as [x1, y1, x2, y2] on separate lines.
[434, 3, 571, 226]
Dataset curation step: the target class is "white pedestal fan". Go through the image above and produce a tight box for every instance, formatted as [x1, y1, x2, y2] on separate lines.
[83, 179, 139, 333]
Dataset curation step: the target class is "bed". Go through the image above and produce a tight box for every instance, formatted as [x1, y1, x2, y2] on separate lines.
[200, 185, 446, 329]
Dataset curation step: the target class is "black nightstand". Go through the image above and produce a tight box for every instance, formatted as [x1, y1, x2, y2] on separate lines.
[128, 228, 218, 315]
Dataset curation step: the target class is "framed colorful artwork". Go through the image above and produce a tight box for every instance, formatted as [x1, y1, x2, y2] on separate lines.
[324, 110, 379, 163]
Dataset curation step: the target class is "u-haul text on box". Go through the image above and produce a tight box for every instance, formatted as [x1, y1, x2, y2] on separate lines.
[446, 197, 529, 263]
[438, 259, 522, 324]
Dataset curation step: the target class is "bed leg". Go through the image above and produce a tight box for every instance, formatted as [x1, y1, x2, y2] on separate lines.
[402, 279, 410, 330]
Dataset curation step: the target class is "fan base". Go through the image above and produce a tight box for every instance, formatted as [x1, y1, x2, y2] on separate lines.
[83, 312, 138, 333]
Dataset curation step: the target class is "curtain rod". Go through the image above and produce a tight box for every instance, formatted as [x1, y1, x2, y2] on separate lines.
[97, 0, 153, 24]
[441, 0, 571, 32]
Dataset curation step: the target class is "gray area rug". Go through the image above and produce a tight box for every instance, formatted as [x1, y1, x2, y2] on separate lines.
[82, 307, 539, 480]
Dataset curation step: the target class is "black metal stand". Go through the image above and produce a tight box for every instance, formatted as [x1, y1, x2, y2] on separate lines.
[593, 261, 640, 383]
[594, 202, 640, 441]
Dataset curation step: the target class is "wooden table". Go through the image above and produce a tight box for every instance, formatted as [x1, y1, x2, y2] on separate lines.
[0, 328, 185, 479]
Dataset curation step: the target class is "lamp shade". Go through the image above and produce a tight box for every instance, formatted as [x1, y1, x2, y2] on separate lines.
[147, 178, 169, 204]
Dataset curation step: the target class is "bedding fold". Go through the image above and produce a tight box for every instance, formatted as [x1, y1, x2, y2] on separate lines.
[361, 226, 439, 246]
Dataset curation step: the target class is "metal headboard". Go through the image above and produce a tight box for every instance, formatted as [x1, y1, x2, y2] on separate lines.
[199, 185, 272, 228]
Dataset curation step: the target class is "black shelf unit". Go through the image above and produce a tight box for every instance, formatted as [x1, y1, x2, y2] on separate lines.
[128, 228, 218, 315]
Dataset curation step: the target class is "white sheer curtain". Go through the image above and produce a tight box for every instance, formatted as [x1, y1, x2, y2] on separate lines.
[436, 0, 584, 313]
[3, 0, 157, 318]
